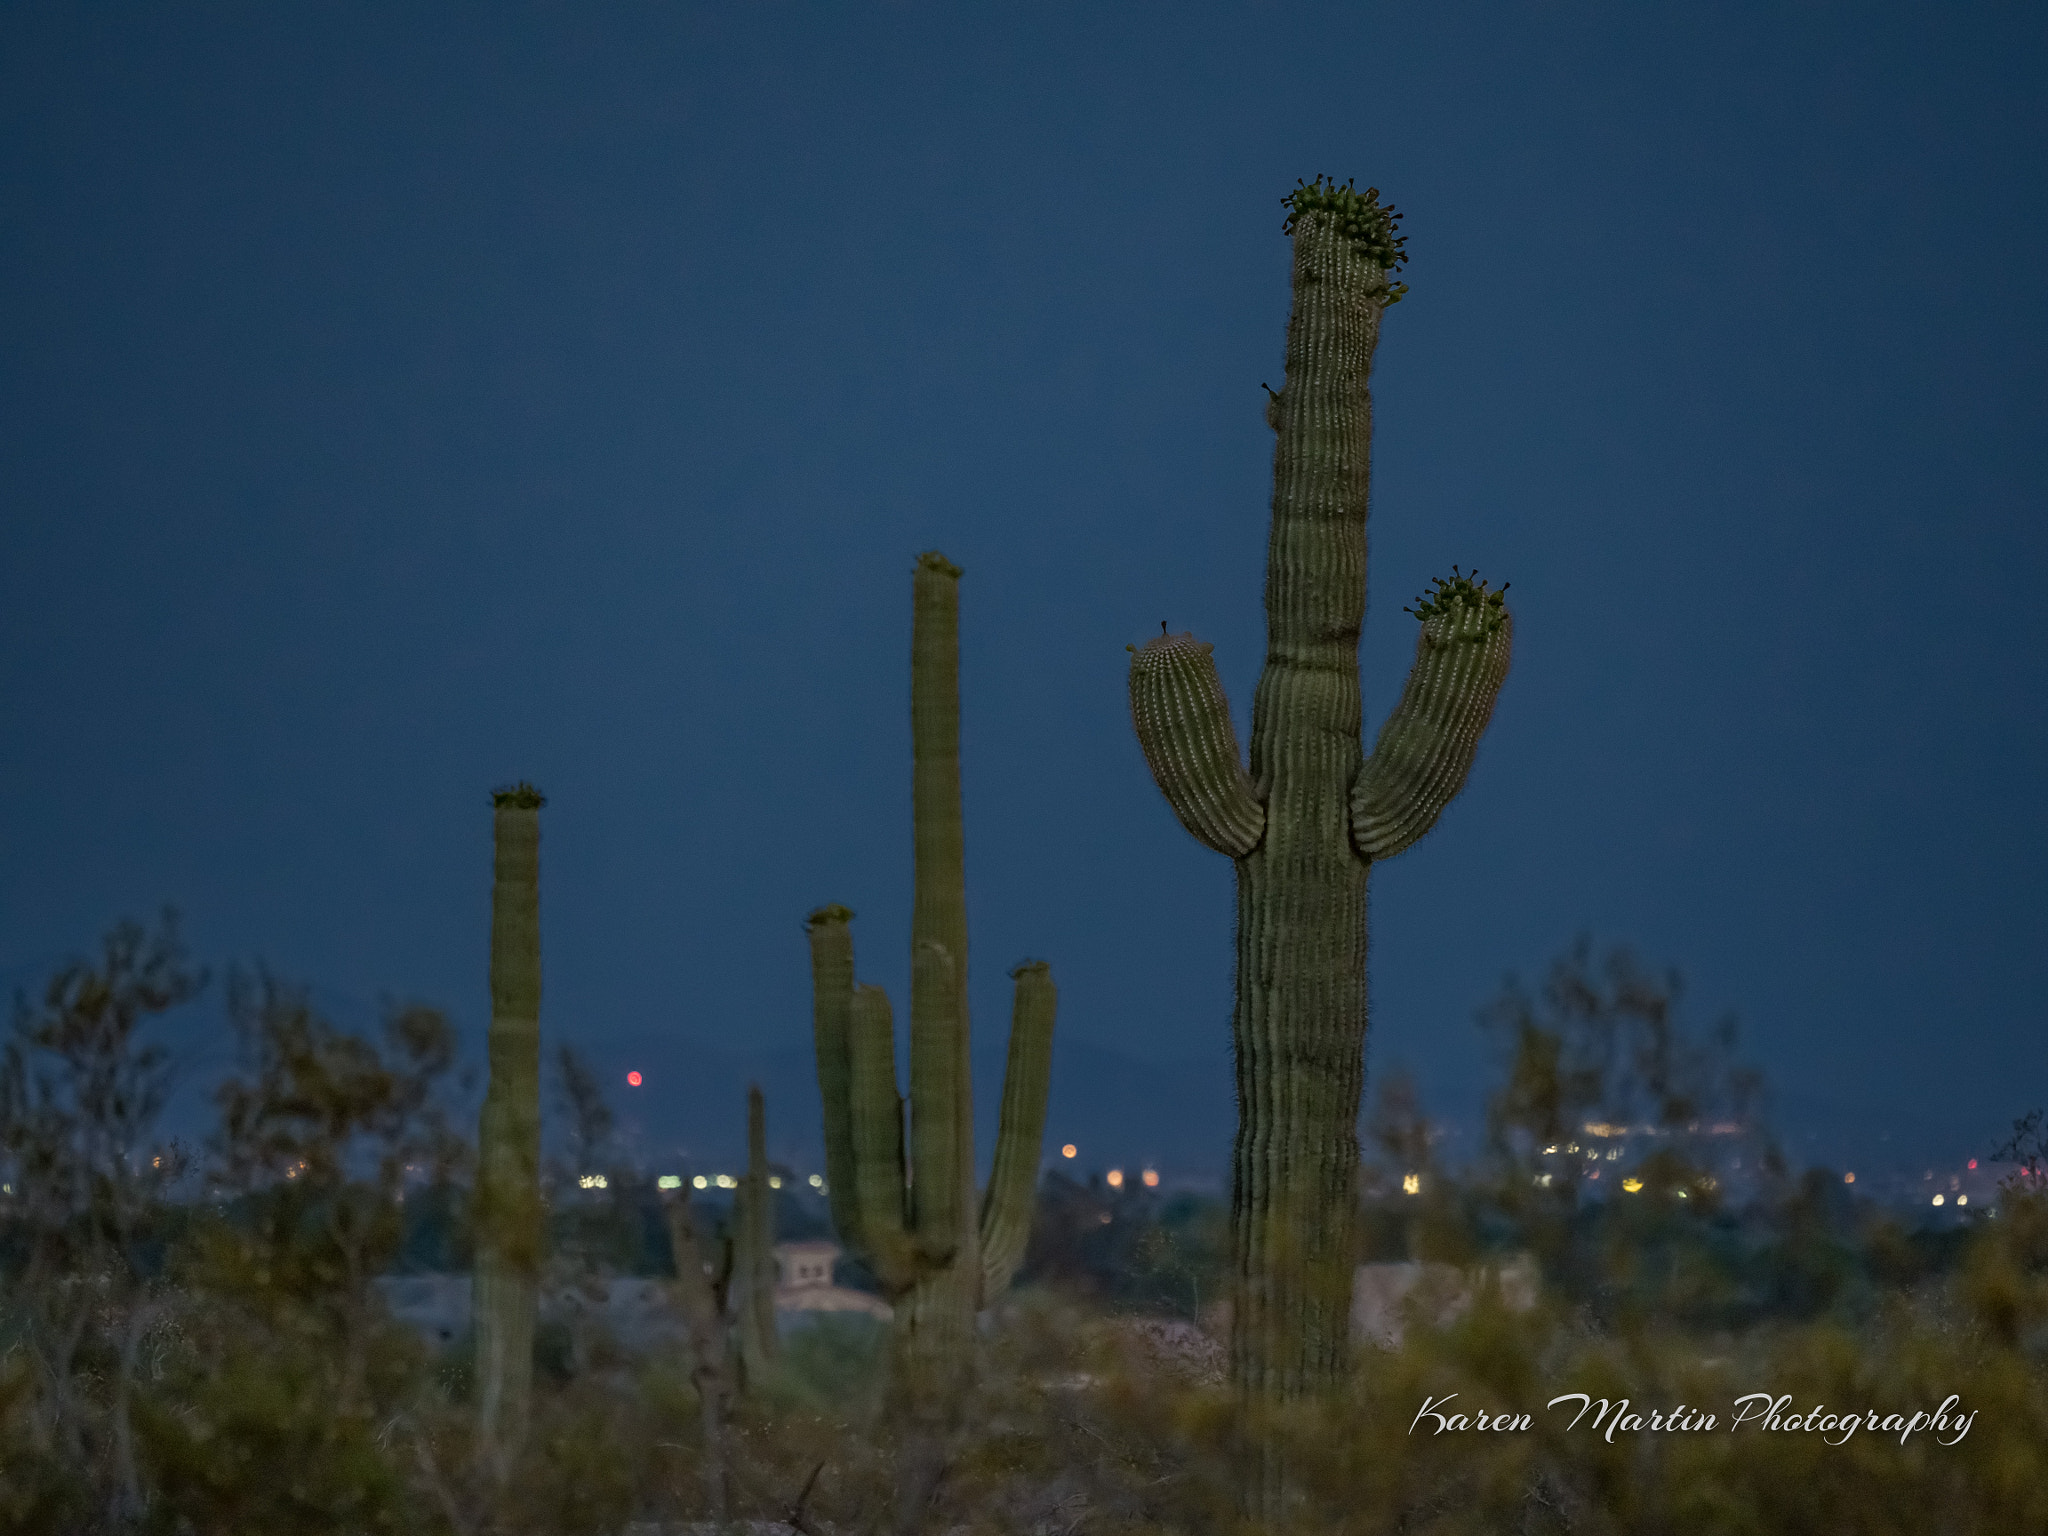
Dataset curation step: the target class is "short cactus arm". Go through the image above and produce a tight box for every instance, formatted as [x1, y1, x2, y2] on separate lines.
[978, 960, 1057, 1300]
[847, 983, 918, 1291]
[1128, 632, 1265, 856]
[804, 905, 869, 1259]
[907, 940, 969, 1272]
[1350, 573, 1513, 861]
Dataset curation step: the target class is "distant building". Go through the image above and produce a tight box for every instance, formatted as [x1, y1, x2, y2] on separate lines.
[1351, 1254, 1540, 1349]
[774, 1240, 890, 1320]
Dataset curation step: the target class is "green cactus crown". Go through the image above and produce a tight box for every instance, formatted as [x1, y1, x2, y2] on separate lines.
[916, 550, 963, 579]
[1403, 567, 1510, 635]
[1283, 175, 1409, 300]
[491, 782, 547, 809]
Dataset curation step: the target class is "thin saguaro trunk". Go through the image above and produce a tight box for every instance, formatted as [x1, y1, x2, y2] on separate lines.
[473, 783, 545, 1479]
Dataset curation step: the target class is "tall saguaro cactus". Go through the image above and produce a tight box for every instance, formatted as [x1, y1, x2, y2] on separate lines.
[805, 552, 1058, 1410]
[1129, 180, 1513, 1410]
[474, 783, 546, 1475]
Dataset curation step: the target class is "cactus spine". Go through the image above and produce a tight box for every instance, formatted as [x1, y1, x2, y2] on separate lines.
[806, 552, 1058, 1408]
[1128, 180, 1512, 1411]
[474, 782, 545, 1474]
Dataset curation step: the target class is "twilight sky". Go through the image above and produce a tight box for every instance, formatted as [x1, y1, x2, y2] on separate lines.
[3, 4, 2043, 1176]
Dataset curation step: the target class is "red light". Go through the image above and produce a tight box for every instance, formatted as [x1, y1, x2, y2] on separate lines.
[626, 1071, 643, 1087]
[1967, 1159, 1977, 1170]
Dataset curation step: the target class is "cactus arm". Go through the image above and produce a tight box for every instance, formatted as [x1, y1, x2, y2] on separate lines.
[1128, 633, 1265, 856]
[804, 904, 868, 1260]
[474, 782, 545, 1471]
[907, 940, 970, 1277]
[978, 960, 1057, 1300]
[847, 982, 918, 1292]
[1351, 576, 1514, 861]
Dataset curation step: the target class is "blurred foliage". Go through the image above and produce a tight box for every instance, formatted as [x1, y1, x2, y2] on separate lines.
[2, 922, 2043, 1533]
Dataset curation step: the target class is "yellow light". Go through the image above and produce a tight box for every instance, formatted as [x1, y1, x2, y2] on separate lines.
[657, 1175, 682, 1190]
[1932, 1194, 1945, 1206]
[1142, 1169, 1160, 1188]
[1957, 1195, 1968, 1206]
[1622, 1178, 1644, 1193]
[715, 1174, 737, 1190]
[768, 1176, 782, 1189]
[1401, 1173, 1421, 1196]
[692, 1175, 709, 1190]
[1061, 1143, 1078, 1159]
[1106, 1169, 1125, 1189]
[808, 1173, 825, 1189]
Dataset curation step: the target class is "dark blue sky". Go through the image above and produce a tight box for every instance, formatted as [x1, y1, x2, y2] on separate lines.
[3, 4, 2043, 1175]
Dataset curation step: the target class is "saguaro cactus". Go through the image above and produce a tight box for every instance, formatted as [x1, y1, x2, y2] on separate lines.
[1129, 180, 1513, 1408]
[733, 1082, 778, 1383]
[805, 552, 1059, 1409]
[474, 782, 545, 1474]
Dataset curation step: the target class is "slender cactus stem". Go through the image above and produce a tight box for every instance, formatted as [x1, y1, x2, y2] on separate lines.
[474, 783, 544, 1479]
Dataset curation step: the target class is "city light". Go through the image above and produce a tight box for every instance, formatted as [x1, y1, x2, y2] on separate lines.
[1958, 1195, 1968, 1206]
[692, 1175, 709, 1190]
[1142, 1169, 1160, 1188]
[1401, 1173, 1421, 1196]
[656, 1175, 682, 1190]
[715, 1174, 737, 1189]
[1844, 1172, 1855, 1184]
[1932, 1194, 1945, 1206]
[1622, 1178, 1644, 1193]
[768, 1176, 782, 1189]
[1061, 1144, 1077, 1159]
[808, 1173, 825, 1189]
[1106, 1169, 1124, 1189]
[626, 1070, 643, 1087]
[579, 1174, 608, 1190]
[1968, 1158, 1978, 1170]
